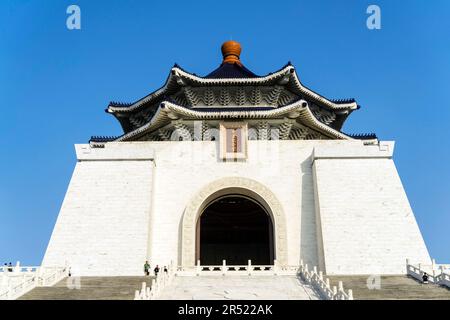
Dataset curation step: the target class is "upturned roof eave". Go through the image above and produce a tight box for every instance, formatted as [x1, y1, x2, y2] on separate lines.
[106, 65, 291, 114]
[106, 64, 358, 116]
[107, 99, 354, 144]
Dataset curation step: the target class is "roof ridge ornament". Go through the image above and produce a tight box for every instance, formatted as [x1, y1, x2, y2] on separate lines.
[221, 40, 242, 66]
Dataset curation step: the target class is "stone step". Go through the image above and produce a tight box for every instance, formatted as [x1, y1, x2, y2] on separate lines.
[327, 275, 450, 300]
[157, 275, 321, 300]
[18, 276, 154, 300]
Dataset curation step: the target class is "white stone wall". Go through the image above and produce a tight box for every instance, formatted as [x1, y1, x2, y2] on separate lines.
[146, 140, 362, 269]
[42, 144, 154, 276]
[42, 139, 431, 276]
[312, 142, 431, 275]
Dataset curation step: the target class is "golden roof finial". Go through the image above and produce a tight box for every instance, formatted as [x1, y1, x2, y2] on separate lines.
[221, 40, 242, 65]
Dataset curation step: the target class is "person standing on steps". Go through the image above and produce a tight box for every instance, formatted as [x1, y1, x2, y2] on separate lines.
[154, 265, 160, 277]
[422, 272, 429, 284]
[144, 261, 151, 276]
[164, 266, 168, 273]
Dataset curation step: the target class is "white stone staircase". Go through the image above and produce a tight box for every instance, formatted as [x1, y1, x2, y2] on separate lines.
[135, 261, 353, 300]
[156, 275, 321, 300]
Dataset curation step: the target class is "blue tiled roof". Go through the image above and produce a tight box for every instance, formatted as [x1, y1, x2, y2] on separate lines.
[330, 98, 356, 104]
[348, 133, 377, 140]
[89, 136, 119, 143]
[205, 63, 259, 79]
[109, 101, 133, 107]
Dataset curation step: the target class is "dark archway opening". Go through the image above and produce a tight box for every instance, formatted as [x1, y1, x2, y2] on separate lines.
[197, 196, 274, 265]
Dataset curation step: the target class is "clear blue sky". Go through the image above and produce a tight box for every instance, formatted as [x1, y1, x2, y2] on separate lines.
[1, 0, 449, 265]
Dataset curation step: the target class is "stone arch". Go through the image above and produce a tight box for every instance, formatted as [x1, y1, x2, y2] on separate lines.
[181, 177, 287, 266]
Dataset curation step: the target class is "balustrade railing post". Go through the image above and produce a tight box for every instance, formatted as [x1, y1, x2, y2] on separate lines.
[348, 289, 353, 300]
[14, 261, 20, 274]
[38, 267, 45, 286]
[273, 259, 278, 275]
[248, 260, 252, 276]
[196, 260, 201, 276]
[324, 278, 330, 297]
[222, 260, 226, 276]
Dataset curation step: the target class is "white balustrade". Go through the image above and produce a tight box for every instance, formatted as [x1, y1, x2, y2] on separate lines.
[176, 260, 294, 277]
[406, 258, 450, 289]
[0, 262, 69, 300]
[135, 261, 175, 300]
[297, 260, 353, 300]
[439, 272, 450, 288]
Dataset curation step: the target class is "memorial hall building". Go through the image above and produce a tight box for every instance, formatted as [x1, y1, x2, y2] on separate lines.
[42, 41, 431, 277]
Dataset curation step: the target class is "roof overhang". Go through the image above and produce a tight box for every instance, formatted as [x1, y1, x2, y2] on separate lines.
[106, 65, 359, 115]
[108, 99, 353, 143]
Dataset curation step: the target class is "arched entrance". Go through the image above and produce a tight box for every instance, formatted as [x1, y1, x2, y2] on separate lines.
[181, 177, 287, 267]
[196, 195, 274, 265]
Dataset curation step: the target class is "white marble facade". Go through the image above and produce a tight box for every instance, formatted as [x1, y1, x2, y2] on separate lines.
[42, 139, 431, 276]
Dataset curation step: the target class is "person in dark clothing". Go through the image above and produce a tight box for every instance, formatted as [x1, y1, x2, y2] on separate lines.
[154, 265, 160, 277]
[422, 272, 429, 284]
[144, 261, 151, 276]
[164, 266, 168, 273]
[8, 262, 13, 272]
